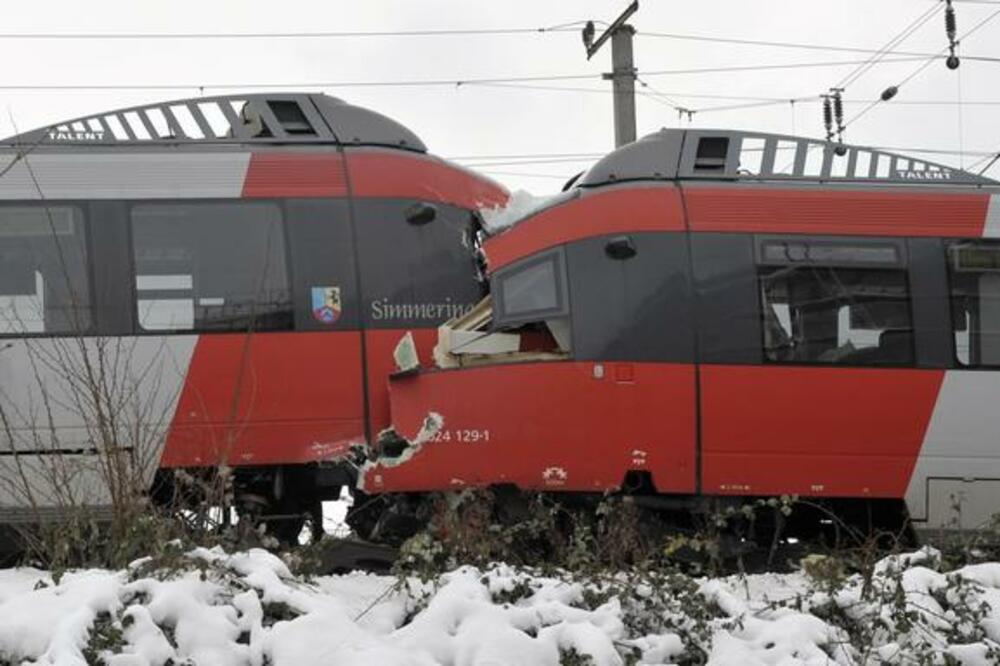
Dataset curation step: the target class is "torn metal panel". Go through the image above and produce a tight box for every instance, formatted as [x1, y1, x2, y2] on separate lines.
[431, 294, 568, 369]
[357, 412, 443, 491]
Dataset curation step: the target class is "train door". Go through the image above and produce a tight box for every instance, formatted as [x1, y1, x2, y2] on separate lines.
[353, 199, 482, 437]
[157, 199, 365, 468]
[692, 232, 946, 501]
[562, 232, 698, 493]
[906, 238, 1000, 530]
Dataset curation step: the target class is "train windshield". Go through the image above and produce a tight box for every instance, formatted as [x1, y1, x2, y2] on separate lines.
[493, 248, 569, 328]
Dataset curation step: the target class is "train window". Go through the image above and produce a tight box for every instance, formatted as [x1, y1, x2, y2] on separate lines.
[0, 206, 91, 335]
[759, 266, 913, 365]
[131, 202, 292, 332]
[947, 241, 1000, 366]
[493, 248, 569, 327]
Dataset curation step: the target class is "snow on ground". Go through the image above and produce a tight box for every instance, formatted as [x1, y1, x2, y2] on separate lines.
[2, 546, 1000, 665]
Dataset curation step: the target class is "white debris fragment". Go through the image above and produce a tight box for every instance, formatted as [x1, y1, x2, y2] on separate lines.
[479, 189, 561, 233]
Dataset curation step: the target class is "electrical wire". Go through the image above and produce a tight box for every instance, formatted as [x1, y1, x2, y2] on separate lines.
[635, 76, 686, 110]
[477, 169, 572, 179]
[0, 23, 594, 40]
[0, 56, 950, 92]
[635, 29, 955, 60]
[835, 3, 943, 90]
[844, 4, 1000, 131]
[639, 57, 931, 78]
[448, 151, 604, 160]
[457, 156, 604, 167]
[489, 85, 1000, 106]
[973, 153, 1000, 174]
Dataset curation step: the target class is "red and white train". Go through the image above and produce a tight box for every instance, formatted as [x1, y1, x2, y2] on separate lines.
[2, 93, 998, 540]
[0, 93, 505, 534]
[375, 128, 1000, 536]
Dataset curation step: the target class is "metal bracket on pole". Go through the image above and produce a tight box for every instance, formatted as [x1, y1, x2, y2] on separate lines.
[582, 1, 639, 148]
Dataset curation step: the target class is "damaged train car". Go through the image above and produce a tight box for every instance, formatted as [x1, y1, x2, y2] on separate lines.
[0, 93, 506, 536]
[370, 128, 1000, 537]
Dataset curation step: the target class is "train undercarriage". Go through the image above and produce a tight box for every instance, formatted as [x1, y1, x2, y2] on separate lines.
[156, 451, 919, 574]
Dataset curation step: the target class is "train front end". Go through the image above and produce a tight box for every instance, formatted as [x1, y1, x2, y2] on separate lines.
[372, 128, 1000, 538]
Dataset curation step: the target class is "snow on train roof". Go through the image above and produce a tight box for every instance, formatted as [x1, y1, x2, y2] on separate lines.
[480, 189, 572, 233]
[0, 92, 427, 151]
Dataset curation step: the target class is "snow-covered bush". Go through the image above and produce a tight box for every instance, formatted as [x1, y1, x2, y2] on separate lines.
[6, 544, 1000, 665]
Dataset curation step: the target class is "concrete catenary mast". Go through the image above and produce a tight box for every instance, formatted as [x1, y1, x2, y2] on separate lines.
[583, 1, 639, 148]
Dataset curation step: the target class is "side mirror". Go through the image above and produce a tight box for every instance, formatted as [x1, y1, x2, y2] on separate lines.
[604, 236, 637, 260]
[404, 202, 437, 226]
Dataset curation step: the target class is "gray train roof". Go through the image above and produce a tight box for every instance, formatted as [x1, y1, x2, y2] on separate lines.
[578, 128, 998, 187]
[0, 93, 427, 151]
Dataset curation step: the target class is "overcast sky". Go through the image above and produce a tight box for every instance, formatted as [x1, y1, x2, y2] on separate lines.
[1, 0, 997, 193]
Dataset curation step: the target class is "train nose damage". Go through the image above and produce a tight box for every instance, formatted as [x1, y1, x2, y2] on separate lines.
[358, 412, 444, 492]
[357, 292, 693, 496]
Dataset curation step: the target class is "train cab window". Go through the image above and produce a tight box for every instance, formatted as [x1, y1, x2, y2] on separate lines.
[0, 206, 91, 335]
[757, 239, 913, 365]
[130, 202, 292, 332]
[947, 241, 1000, 366]
[493, 249, 569, 328]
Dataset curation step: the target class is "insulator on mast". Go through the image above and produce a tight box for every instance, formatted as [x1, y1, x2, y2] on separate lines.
[822, 96, 834, 142]
[945, 0, 960, 70]
[826, 88, 847, 155]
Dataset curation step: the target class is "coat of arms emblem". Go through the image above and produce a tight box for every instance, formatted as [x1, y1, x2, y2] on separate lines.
[311, 286, 342, 324]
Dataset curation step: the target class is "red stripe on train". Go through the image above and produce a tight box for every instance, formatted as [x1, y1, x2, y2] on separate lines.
[242, 153, 349, 198]
[484, 186, 685, 271]
[345, 150, 508, 209]
[684, 187, 989, 237]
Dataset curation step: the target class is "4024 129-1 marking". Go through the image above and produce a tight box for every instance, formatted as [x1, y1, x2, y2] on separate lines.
[431, 429, 492, 443]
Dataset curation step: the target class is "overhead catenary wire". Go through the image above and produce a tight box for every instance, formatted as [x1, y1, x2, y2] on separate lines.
[973, 153, 1000, 175]
[1, 18, 998, 63]
[799, 2, 943, 149]
[486, 83, 1000, 107]
[477, 169, 572, 180]
[834, 3, 943, 90]
[455, 156, 605, 167]
[843, 3, 1000, 132]
[0, 55, 964, 93]
[634, 28, 1000, 64]
[0, 23, 596, 40]
[1, 11, 997, 176]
